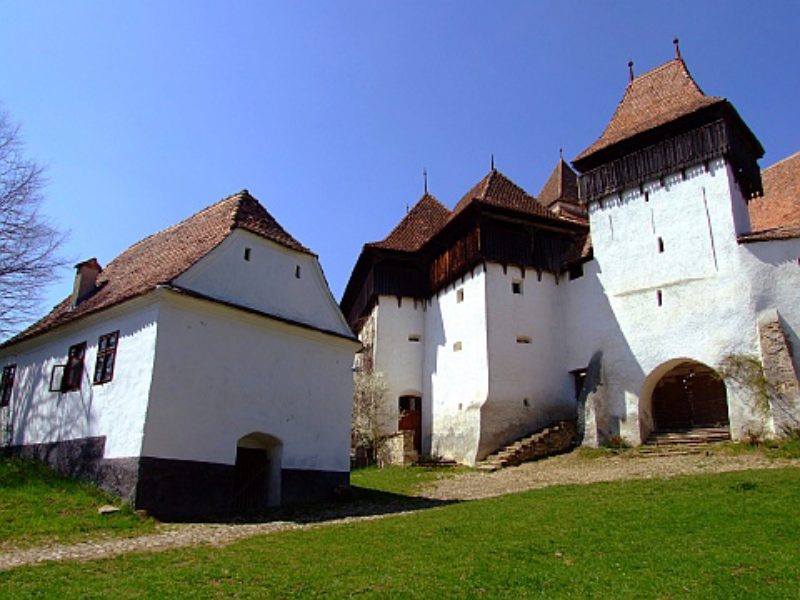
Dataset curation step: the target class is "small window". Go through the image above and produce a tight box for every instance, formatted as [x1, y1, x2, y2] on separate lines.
[93, 331, 119, 385]
[456, 288, 464, 303]
[512, 280, 523, 295]
[523, 398, 530, 407]
[0, 364, 16, 407]
[657, 290, 663, 307]
[644, 191, 650, 203]
[516, 336, 531, 344]
[399, 396, 418, 412]
[61, 342, 87, 392]
[657, 237, 664, 253]
[243, 248, 251, 261]
[49, 365, 65, 392]
[453, 341, 462, 352]
[295, 265, 301, 279]
[408, 334, 421, 343]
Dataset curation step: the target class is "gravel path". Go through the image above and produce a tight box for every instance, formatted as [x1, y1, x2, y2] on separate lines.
[423, 451, 800, 500]
[3, 451, 797, 572]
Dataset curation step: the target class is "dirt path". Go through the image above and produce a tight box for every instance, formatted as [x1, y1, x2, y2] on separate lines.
[2, 451, 798, 572]
[423, 451, 800, 500]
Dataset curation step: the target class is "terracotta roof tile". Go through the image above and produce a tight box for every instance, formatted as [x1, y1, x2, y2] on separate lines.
[748, 151, 800, 231]
[575, 59, 724, 162]
[738, 226, 800, 243]
[5, 190, 310, 346]
[451, 169, 557, 221]
[368, 193, 450, 252]
[538, 159, 580, 207]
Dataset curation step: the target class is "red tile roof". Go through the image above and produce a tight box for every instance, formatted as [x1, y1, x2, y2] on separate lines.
[368, 193, 450, 252]
[538, 159, 580, 207]
[451, 169, 557, 221]
[748, 151, 800, 231]
[5, 190, 311, 346]
[575, 59, 724, 162]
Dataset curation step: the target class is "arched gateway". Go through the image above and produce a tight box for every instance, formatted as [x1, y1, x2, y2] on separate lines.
[233, 432, 283, 513]
[644, 360, 730, 434]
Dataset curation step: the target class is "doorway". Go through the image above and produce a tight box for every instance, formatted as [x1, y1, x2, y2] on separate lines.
[652, 361, 729, 431]
[398, 395, 422, 454]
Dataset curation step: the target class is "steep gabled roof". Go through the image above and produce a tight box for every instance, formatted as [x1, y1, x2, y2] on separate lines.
[5, 190, 311, 346]
[538, 159, 580, 207]
[368, 193, 450, 252]
[575, 59, 724, 162]
[451, 169, 556, 220]
[748, 151, 800, 231]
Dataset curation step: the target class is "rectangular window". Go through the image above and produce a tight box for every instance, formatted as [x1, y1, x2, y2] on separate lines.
[93, 331, 119, 385]
[456, 288, 464, 303]
[61, 342, 87, 392]
[408, 334, 421, 342]
[516, 336, 531, 344]
[0, 364, 15, 407]
[512, 280, 523, 295]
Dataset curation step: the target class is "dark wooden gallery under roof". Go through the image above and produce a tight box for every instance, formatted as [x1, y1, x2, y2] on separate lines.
[340, 165, 588, 331]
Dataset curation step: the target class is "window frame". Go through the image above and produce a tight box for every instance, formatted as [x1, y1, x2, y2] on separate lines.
[93, 331, 120, 385]
[0, 364, 16, 407]
[61, 341, 87, 392]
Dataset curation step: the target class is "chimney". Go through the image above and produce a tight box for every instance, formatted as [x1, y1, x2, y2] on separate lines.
[71, 258, 102, 306]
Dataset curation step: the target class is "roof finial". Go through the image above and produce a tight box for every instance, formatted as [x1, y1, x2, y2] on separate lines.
[673, 37, 681, 60]
[491, 153, 495, 171]
[628, 60, 634, 83]
[423, 167, 428, 194]
[559, 147, 564, 160]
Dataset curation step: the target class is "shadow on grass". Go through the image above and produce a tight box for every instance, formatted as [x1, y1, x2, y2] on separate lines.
[167, 486, 459, 526]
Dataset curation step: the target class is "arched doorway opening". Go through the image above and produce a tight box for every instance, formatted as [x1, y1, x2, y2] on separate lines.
[648, 360, 730, 433]
[233, 432, 282, 513]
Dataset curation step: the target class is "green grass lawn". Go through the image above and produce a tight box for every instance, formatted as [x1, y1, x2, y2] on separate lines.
[350, 464, 471, 495]
[0, 458, 153, 549]
[3, 467, 800, 598]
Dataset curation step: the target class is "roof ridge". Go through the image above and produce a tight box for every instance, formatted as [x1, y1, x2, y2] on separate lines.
[763, 150, 800, 172]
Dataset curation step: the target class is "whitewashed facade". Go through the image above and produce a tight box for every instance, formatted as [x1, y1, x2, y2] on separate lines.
[0, 193, 359, 517]
[342, 55, 800, 465]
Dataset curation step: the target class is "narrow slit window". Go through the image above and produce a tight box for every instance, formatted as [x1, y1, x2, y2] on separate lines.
[295, 265, 301, 279]
[456, 288, 464, 303]
[93, 331, 119, 385]
[657, 237, 664, 253]
[243, 248, 251, 261]
[657, 290, 663, 307]
[516, 336, 531, 344]
[408, 334, 421, 343]
[0, 364, 16, 407]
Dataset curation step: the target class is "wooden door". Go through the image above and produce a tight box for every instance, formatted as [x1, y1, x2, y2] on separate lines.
[398, 396, 422, 454]
[233, 447, 268, 513]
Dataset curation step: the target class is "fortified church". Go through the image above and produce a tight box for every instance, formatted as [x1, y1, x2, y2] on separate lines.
[341, 49, 800, 465]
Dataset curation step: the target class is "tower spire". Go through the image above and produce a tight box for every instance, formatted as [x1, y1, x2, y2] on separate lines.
[673, 37, 681, 60]
[490, 153, 495, 171]
[628, 60, 635, 83]
[423, 168, 428, 194]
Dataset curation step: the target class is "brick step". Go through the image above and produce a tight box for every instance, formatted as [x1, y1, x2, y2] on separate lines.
[477, 420, 577, 471]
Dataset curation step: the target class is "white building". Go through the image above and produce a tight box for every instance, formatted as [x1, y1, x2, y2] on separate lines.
[341, 53, 800, 465]
[0, 190, 359, 518]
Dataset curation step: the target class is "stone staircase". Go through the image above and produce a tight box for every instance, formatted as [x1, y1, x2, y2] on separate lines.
[477, 420, 577, 472]
[638, 427, 731, 457]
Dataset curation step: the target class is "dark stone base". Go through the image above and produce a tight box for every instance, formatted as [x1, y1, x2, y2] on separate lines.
[282, 468, 350, 505]
[5, 437, 140, 502]
[4, 438, 349, 520]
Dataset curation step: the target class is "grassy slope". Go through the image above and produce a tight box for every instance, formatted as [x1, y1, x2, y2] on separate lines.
[4, 468, 800, 598]
[0, 459, 153, 549]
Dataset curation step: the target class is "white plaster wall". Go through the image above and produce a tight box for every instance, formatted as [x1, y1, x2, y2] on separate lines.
[142, 293, 356, 473]
[0, 299, 160, 458]
[482, 264, 573, 456]
[372, 296, 425, 434]
[424, 266, 488, 464]
[174, 230, 352, 337]
[563, 159, 791, 443]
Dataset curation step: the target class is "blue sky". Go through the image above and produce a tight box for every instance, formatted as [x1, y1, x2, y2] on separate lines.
[1, 1, 798, 330]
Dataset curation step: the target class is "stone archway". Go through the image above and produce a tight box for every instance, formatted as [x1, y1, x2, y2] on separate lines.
[233, 432, 282, 513]
[642, 360, 730, 436]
